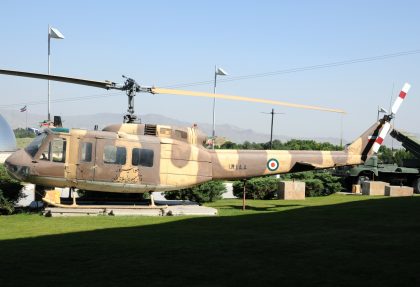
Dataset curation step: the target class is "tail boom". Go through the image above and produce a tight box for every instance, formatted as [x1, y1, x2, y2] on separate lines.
[211, 149, 360, 180]
[210, 120, 388, 180]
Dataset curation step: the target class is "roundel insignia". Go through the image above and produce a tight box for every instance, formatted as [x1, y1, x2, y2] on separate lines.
[267, 158, 279, 171]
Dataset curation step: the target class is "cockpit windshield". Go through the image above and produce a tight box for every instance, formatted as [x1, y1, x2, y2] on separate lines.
[24, 132, 48, 157]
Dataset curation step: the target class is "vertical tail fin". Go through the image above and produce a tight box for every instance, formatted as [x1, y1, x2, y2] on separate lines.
[346, 121, 383, 162]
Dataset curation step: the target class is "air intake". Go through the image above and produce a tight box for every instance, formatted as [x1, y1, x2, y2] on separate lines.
[144, 124, 157, 136]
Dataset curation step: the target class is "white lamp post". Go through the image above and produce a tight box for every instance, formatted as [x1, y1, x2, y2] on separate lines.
[212, 66, 228, 149]
[48, 26, 65, 121]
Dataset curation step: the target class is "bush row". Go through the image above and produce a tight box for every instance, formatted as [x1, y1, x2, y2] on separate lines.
[231, 171, 342, 200]
[164, 171, 343, 203]
[164, 180, 226, 204]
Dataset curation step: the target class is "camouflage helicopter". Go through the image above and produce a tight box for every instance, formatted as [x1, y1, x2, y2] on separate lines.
[0, 69, 410, 207]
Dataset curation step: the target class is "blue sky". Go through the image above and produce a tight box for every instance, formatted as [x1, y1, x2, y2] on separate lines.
[0, 0, 419, 140]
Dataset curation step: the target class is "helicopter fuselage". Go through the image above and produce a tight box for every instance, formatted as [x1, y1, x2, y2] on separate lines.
[5, 121, 381, 193]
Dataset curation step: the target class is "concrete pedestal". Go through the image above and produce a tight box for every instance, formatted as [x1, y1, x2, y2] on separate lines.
[385, 186, 413, 197]
[44, 205, 218, 217]
[278, 181, 305, 200]
[352, 184, 361, 194]
[0, 152, 12, 164]
[362, 181, 389, 196]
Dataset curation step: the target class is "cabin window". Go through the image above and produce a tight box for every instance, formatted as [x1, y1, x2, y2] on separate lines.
[175, 130, 188, 139]
[103, 145, 126, 165]
[51, 138, 66, 163]
[132, 148, 154, 167]
[81, 142, 92, 162]
[159, 128, 171, 136]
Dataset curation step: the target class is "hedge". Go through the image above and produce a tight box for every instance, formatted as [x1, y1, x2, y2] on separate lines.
[164, 180, 226, 204]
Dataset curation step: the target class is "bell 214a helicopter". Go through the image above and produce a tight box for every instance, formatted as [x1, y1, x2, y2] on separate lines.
[0, 68, 411, 207]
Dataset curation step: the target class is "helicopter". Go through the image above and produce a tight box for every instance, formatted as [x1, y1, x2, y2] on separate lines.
[0, 69, 411, 207]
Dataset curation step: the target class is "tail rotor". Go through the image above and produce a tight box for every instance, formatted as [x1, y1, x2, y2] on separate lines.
[372, 83, 411, 153]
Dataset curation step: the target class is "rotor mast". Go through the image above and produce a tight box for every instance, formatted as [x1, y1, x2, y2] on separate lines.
[120, 75, 153, 123]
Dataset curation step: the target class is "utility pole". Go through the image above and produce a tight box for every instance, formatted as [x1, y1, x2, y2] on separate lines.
[261, 109, 284, 149]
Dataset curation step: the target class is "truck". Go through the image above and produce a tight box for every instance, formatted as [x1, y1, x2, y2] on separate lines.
[334, 129, 420, 193]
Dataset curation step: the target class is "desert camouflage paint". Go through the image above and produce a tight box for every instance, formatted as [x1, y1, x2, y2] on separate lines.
[5, 120, 383, 193]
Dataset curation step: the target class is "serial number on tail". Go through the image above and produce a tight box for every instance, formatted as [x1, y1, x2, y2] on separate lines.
[228, 164, 247, 170]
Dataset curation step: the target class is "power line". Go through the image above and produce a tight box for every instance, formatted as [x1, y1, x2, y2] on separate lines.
[162, 49, 420, 88]
[0, 92, 121, 109]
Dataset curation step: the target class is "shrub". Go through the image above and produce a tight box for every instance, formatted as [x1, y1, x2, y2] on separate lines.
[0, 164, 24, 214]
[304, 178, 324, 197]
[164, 180, 226, 204]
[233, 177, 280, 200]
[0, 191, 16, 214]
[313, 173, 343, 196]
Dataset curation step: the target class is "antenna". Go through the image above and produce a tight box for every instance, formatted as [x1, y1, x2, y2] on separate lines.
[390, 82, 395, 151]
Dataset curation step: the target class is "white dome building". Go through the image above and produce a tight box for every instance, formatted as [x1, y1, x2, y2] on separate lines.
[0, 114, 16, 163]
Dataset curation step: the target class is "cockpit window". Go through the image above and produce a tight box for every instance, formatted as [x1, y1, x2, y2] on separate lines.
[38, 137, 67, 162]
[25, 132, 48, 157]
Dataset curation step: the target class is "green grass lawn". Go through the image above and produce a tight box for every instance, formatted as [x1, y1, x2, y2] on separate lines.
[15, 137, 33, 149]
[1, 195, 420, 286]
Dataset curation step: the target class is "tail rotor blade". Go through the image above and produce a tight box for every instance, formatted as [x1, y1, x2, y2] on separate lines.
[372, 121, 391, 153]
[152, 87, 345, 114]
[391, 83, 411, 115]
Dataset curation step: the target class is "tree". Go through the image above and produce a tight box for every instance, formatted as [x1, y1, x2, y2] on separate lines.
[394, 150, 414, 166]
[13, 128, 35, 138]
[219, 141, 238, 149]
[378, 146, 394, 163]
[216, 138, 342, 151]
[377, 146, 415, 165]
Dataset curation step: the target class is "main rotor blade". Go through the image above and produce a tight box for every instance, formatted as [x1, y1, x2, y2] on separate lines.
[0, 69, 120, 90]
[152, 88, 345, 114]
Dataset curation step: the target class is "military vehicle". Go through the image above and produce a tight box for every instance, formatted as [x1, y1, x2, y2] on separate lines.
[0, 69, 411, 207]
[390, 129, 420, 192]
[334, 156, 419, 189]
[335, 129, 420, 193]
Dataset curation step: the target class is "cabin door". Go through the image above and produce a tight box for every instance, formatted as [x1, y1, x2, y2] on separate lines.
[93, 139, 128, 183]
[76, 138, 97, 181]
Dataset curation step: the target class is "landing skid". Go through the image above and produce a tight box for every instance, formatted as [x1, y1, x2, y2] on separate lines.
[42, 189, 167, 210]
[42, 197, 168, 209]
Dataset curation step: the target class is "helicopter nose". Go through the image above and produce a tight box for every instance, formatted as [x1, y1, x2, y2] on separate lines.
[4, 149, 32, 181]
